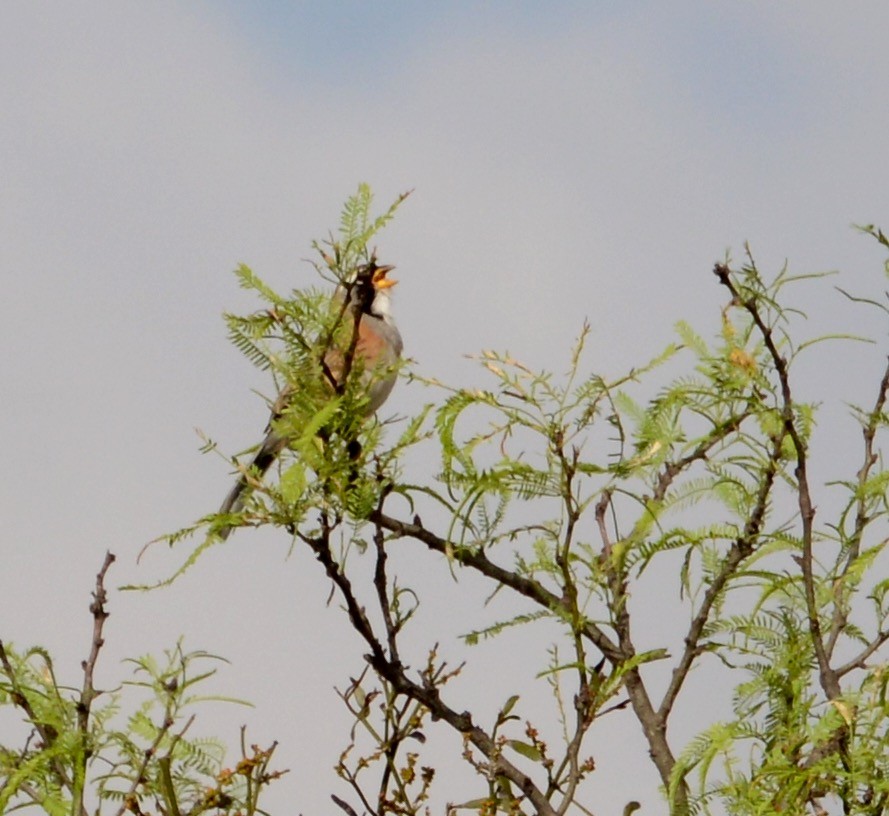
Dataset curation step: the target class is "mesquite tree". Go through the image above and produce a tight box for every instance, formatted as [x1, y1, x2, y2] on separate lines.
[3, 187, 889, 816]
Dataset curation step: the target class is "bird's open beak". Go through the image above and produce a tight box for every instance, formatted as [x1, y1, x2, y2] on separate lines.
[372, 264, 397, 289]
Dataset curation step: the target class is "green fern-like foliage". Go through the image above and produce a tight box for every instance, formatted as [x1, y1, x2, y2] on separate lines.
[0, 640, 279, 816]
[397, 242, 889, 814]
[326, 182, 411, 277]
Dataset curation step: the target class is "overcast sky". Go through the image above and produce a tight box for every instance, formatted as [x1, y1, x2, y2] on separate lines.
[2, 3, 889, 814]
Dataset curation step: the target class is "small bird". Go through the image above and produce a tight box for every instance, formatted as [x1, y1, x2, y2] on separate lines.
[217, 260, 403, 538]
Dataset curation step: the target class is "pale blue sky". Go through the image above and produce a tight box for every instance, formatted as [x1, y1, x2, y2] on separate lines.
[2, 3, 888, 814]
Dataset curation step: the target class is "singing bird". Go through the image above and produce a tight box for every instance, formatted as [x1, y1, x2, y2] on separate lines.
[217, 261, 403, 538]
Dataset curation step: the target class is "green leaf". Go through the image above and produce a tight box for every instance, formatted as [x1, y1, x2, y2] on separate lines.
[499, 694, 520, 719]
[507, 740, 542, 761]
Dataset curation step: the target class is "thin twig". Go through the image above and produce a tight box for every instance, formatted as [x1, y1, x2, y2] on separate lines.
[835, 628, 889, 677]
[373, 510, 400, 663]
[550, 442, 591, 816]
[73, 550, 116, 816]
[112, 703, 176, 816]
[826, 357, 889, 660]
[78, 551, 115, 733]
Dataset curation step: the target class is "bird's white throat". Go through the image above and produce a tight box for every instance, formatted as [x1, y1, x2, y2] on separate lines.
[372, 290, 396, 324]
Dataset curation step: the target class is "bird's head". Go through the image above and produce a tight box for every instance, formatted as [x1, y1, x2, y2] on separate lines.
[352, 258, 397, 320]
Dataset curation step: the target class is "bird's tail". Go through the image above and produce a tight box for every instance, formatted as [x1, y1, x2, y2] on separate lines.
[216, 430, 283, 540]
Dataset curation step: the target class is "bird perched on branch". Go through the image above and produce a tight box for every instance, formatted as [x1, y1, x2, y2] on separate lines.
[217, 260, 402, 538]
